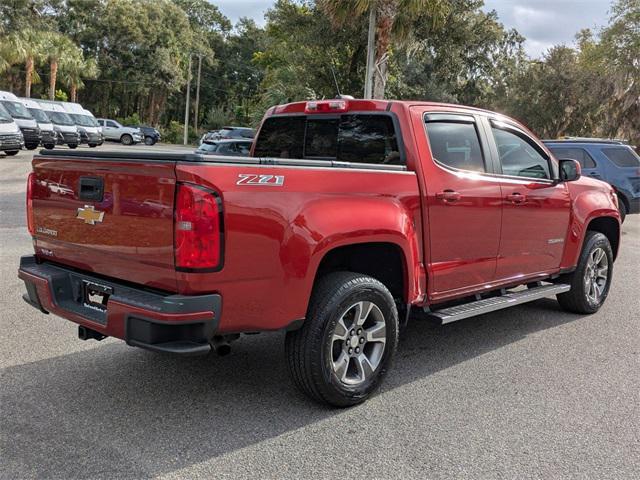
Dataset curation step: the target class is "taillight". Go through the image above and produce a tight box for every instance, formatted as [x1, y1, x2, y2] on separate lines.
[174, 183, 223, 271]
[26, 172, 35, 235]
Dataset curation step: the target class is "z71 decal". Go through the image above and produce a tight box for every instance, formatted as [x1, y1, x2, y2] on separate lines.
[237, 174, 285, 186]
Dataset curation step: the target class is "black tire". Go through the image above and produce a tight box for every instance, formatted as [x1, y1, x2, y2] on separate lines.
[121, 134, 133, 145]
[285, 272, 399, 407]
[5, 150, 19, 156]
[68, 143, 78, 149]
[88, 143, 97, 148]
[556, 231, 613, 314]
[43, 144, 55, 150]
[26, 143, 38, 150]
[617, 197, 627, 224]
[144, 136, 155, 146]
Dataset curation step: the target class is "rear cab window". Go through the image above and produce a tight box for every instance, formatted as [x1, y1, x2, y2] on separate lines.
[254, 114, 402, 166]
[602, 147, 640, 167]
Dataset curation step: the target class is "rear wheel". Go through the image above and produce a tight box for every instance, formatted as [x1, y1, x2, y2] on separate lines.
[88, 143, 97, 148]
[43, 144, 55, 149]
[5, 150, 19, 156]
[285, 272, 398, 407]
[121, 134, 133, 145]
[26, 143, 38, 150]
[68, 143, 78, 149]
[557, 231, 613, 314]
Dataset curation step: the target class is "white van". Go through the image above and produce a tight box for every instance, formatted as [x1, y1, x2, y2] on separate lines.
[19, 98, 57, 149]
[0, 91, 41, 149]
[60, 101, 103, 147]
[0, 102, 24, 155]
[36, 101, 80, 149]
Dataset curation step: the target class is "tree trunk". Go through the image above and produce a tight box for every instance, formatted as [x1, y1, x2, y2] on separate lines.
[25, 56, 34, 98]
[49, 60, 58, 100]
[372, 9, 393, 99]
[70, 83, 77, 102]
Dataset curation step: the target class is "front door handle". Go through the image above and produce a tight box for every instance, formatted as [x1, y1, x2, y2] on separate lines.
[506, 192, 526, 204]
[436, 190, 461, 203]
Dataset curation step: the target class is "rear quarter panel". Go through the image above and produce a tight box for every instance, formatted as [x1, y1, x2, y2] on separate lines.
[176, 162, 423, 333]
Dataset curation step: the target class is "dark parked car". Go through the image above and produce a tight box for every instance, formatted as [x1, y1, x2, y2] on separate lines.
[195, 139, 252, 156]
[199, 126, 254, 144]
[128, 125, 161, 145]
[544, 138, 640, 222]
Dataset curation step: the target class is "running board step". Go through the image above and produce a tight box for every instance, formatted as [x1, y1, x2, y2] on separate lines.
[425, 284, 571, 324]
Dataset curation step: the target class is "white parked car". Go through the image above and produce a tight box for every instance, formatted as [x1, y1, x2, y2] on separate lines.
[97, 118, 143, 145]
[0, 90, 41, 150]
[19, 98, 57, 149]
[35, 101, 80, 149]
[0, 102, 24, 156]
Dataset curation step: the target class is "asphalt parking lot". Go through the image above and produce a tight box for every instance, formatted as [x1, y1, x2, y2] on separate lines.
[1, 145, 639, 479]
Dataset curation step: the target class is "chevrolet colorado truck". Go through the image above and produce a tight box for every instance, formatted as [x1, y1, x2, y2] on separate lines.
[19, 99, 621, 407]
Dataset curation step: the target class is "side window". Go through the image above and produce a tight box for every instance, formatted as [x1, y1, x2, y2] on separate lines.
[549, 147, 596, 169]
[601, 147, 640, 167]
[425, 121, 485, 172]
[492, 127, 550, 179]
[106, 120, 117, 128]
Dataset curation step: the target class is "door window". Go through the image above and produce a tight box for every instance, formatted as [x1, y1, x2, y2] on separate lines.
[424, 121, 485, 172]
[492, 127, 550, 179]
[549, 147, 597, 168]
[602, 147, 640, 167]
[106, 121, 117, 128]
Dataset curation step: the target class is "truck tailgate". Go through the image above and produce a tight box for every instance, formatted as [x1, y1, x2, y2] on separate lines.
[31, 153, 178, 291]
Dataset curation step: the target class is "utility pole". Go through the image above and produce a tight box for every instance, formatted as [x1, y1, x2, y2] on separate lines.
[194, 54, 203, 133]
[363, 6, 376, 99]
[183, 54, 192, 146]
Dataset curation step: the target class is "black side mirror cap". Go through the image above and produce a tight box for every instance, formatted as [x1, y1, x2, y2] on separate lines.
[559, 158, 581, 182]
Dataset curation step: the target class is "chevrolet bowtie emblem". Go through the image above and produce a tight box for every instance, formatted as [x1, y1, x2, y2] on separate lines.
[76, 205, 104, 225]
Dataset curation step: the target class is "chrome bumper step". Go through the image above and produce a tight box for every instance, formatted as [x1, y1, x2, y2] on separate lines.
[425, 283, 571, 324]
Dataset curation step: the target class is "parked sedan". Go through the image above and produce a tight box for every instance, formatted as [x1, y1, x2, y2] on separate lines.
[195, 139, 252, 156]
[199, 126, 255, 145]
[128, 125, 161, 145]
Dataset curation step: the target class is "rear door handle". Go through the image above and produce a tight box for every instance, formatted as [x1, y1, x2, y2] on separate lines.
[436, 190, 461, 202]
[506, 192, 526, 204]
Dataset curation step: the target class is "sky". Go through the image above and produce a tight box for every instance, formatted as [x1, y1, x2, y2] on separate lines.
[213, 0, 613, 58]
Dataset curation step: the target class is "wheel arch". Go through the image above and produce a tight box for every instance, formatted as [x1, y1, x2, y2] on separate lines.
[586, 216, 620, 260]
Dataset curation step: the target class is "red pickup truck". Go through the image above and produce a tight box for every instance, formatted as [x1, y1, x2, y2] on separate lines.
[19, 99, 621, 406]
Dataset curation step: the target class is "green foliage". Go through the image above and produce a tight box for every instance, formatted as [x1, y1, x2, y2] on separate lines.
[54, 89, 67, 101]
[117, 112, 142, 127]
[161, 120, 198, 144]
[204, 106, 234, 130]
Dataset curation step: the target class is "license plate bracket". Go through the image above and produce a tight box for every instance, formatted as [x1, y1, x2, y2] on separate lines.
[82, 280, 113, 311]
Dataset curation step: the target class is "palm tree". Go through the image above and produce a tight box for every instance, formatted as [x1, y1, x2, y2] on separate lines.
[43, 32, 81, 100]
[2, 29, 45, 97]
[320, 0, 448, 98]
[60, 55, 99, 102]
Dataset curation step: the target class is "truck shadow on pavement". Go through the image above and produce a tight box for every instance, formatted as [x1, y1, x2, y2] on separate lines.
[1, 298, 584, 479]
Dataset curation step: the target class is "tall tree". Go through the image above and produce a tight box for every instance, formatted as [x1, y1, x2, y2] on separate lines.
[320, 0, 449, 98]
[2, 29, 45, 97]
[59, 54, 99, 102]
[44, 31, 81, 100]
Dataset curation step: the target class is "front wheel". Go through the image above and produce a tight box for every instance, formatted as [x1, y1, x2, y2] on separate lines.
[144, 136, 155, 146]
[43, 144, 55, 150]
[557, 231, 613, 314]
[285, 272, 399, 407]
[5, 150, 19, 156]
[88, 143, 97, 148]
[120, 134, 133, 145]
[26, 143, 39, 150]
[68, 143, 78, 149]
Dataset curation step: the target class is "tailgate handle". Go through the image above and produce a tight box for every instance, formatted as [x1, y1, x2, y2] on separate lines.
[79, 177, 104, 202]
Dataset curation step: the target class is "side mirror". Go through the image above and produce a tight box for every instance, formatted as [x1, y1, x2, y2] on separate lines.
[559, 158, 581, 182]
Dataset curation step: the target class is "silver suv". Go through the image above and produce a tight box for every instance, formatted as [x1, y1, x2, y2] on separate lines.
[97, 118, 143, 145]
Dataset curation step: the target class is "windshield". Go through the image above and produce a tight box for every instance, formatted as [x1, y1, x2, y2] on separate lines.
[47, 111, 75, 126]
[27, 107, 51, 123]
[0, 103, 14, 123]
[70, 113, 96, 127]
[1, 100, 34, 120]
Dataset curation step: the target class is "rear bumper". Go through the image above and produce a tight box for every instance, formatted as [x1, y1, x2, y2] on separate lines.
[18, 256, 221, 355]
